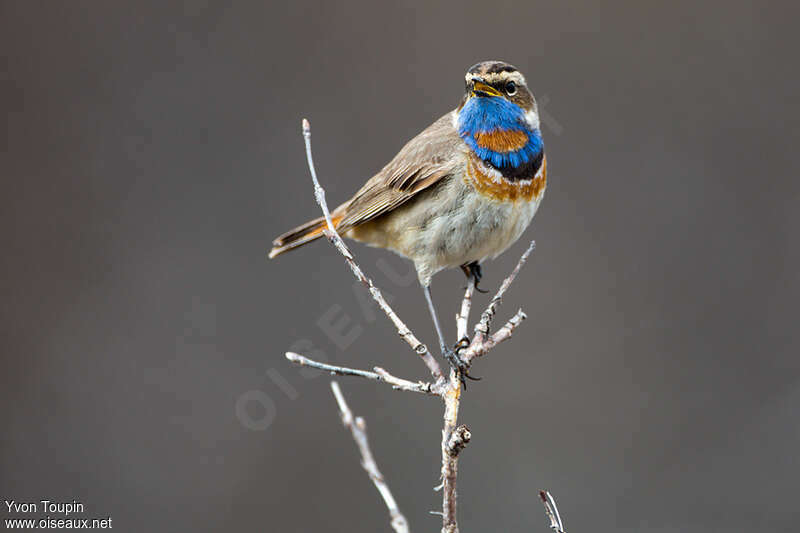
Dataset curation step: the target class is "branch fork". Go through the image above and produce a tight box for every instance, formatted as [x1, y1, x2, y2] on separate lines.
[284, 119, 564, 533]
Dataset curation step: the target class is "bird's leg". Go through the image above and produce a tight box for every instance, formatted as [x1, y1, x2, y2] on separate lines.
[422, 284, 479, 388]
[423, 284, 458, 365]
[460, 261, 488, 293]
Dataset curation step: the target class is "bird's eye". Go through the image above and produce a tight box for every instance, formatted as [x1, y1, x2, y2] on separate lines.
[505, 81, 517, 95]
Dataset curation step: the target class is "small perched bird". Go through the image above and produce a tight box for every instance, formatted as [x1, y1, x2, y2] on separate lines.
[270, 60, 546, 379]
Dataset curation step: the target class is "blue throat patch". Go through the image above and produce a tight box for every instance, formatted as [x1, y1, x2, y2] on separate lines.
[457, 96, 543, 170]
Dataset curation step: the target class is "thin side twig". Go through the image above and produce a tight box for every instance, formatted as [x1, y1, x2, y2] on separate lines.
[286, 352, 437, 395]
[302, 119, 444, 383]
[461, 240, 536, 365]
[485, 309, 527, 350]
[539, 490, 566, 533]
[475, 239, 535, 338]
[331, 382, 411, 533]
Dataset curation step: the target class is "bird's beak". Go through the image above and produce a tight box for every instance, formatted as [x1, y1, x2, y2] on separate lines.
[470, 77, 503, 98]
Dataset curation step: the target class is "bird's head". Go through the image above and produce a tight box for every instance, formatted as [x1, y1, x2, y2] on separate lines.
[462, 61, 537, 115]
[457, 61, 542, 171]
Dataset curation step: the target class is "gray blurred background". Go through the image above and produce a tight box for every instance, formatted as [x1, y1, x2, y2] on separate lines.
[2, 1, 799, 531]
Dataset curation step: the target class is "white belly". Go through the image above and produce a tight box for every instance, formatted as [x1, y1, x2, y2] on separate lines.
[416, 180, 542, 282]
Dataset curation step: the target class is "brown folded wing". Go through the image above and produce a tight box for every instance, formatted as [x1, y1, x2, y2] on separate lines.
[270, 111, 462, 258]
[336, 111, 462, 231]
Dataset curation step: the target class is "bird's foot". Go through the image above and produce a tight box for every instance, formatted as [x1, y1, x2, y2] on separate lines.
[444, 338, 481, 389]
[461, 262, 488, 293]
[455, 336, 470, 352]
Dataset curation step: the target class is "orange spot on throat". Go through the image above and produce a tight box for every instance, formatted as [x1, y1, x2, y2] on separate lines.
[474, 130, 529, 153]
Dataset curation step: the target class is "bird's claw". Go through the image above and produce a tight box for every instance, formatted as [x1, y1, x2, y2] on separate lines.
[461, 261, 488, 293]
[445, 340, 481, 390]
[455, 336, 470, 353]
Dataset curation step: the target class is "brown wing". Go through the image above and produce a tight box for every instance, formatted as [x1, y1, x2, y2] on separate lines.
[336, 111, 463, 231]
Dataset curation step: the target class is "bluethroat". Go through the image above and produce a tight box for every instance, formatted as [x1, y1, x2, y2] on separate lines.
[270, 61, 547, 380]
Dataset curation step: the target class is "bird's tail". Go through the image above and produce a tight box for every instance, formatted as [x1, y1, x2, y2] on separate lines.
[268, 213, 344, 259]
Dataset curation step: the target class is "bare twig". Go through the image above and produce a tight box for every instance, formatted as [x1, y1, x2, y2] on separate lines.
[440, 374, 463, 533]
[441, 422, 471, 531]
[437, 241, 535, 532]
[331, 382, 410, 533]
[286, 352, 437, 395]
[475, 239, 535, 338]
[539, 490, 566, 533]
[485, 309, 527, 350]
[373, 367, 436, 395]
[291, 119, 550, 533]
[455, 276, 475, 343]
[301, 119, 444, 383]
[446, 425, 471, 456]
[461, 240, 536, 365]
[302, 119, 335, 231]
